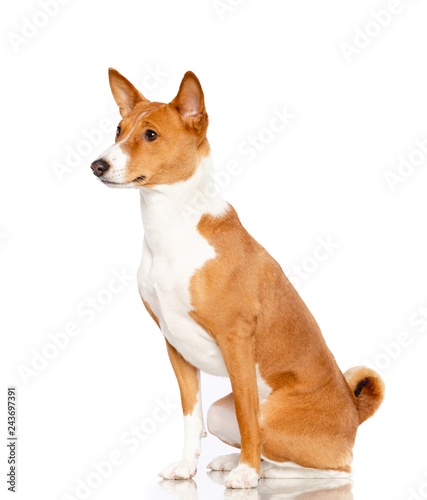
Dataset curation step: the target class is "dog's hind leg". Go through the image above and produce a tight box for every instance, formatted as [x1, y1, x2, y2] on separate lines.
[206, 393, 241, 472]
[207, 393, 240, 447]
[261, 460, 351, 479]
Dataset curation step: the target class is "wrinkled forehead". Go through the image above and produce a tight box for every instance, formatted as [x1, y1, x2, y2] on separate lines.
[121, 101, 169, 127]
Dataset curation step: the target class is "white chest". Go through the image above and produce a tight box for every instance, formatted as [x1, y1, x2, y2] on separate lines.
[138, 234, 228, 376]
[137, 165, 229, 376]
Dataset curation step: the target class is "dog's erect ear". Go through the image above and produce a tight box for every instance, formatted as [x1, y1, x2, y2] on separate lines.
[171, 72, 207, 133]
[108, 68, 147, 118]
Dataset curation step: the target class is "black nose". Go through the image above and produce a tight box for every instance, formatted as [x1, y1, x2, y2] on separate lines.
[91, 159, 110, 177]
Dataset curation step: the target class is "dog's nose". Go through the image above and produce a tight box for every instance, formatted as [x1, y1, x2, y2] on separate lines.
[91, 159, 110, 177]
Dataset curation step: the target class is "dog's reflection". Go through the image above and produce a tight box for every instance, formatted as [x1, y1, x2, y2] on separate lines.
[158, 478, 198, 500]
[158, 473, 353, 499]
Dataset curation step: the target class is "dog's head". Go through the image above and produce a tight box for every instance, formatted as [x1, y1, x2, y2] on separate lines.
[91, 69, 209, 188]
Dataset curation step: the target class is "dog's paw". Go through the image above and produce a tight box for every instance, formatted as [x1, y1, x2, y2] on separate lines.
[260, 461, 352, 479]
[158, 460, 197, 480]
[261, 462, 297, 479]
[207, 453, 240, 471]
[225, 464, 259, 489]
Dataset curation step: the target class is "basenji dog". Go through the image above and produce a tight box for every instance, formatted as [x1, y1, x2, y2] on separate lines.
[90, 69, 385, 489]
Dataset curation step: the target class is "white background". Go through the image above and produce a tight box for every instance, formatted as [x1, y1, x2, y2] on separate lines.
[1, 1, 427, 499]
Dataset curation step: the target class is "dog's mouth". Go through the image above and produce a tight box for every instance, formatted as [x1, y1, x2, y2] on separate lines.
[101, 175, 146, 187]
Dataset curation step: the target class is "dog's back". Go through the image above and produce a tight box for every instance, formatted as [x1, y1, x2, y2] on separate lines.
[91, 69, 384, 488]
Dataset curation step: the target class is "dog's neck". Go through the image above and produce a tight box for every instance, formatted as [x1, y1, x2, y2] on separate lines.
[138, 155, 228, 253]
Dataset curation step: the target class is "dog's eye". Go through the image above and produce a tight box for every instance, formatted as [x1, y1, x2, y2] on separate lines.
[116, 126, 121, 138]
[144, 129, 158, 142]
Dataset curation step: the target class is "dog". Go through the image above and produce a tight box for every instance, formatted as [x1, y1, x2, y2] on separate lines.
[90, 69, 385, 489]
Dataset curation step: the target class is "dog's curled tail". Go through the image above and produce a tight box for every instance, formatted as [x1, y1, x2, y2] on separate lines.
[344, 366, 385, 424]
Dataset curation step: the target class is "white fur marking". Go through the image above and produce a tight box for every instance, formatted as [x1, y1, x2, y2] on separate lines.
[225, 463, 259, 489]
[207, 399, 241, 445]
[97, 112, 147, 186]
[158, 460, 197, 480]
[256, 364, 272, 405]
[206, 367, 271, 447]
[260, 456, 351, 479]
[183, 399, 205, 461]
[160, 396, 206, 479]
[138, 156, 229, 375]
[207, 453, 240, 471]
[97, 143, 130, 185]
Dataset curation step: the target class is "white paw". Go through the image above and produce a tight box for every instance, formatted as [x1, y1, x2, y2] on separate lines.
[261, 461, 351, 479]
[207, 453, 240, 471]
[158, 460, 197, 480]
[225, 464, 259, 489]
[261, 462, 296, 479]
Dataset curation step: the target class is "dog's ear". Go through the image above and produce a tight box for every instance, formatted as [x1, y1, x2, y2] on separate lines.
[108, 68, 147, 118]
[171, 71, 207, 133]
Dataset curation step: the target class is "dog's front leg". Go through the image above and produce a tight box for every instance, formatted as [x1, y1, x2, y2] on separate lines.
[158, 340, 205, 480]
[218, 332, 262, 489]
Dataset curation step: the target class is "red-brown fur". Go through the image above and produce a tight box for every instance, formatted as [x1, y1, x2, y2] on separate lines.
[103, 69, 385, 479]
[108, 69, 209, 187]
[191, 207, 384, 472]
